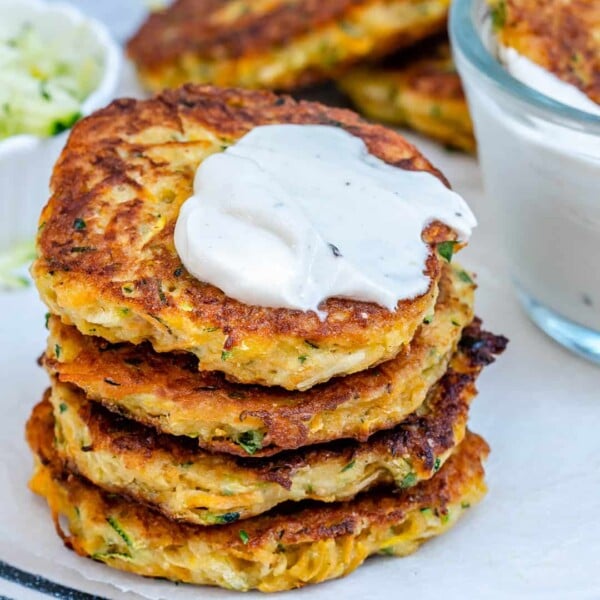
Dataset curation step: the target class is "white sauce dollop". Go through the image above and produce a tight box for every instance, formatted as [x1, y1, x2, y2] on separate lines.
[175, 125, 476, 314]
[499, 46, 600, 116]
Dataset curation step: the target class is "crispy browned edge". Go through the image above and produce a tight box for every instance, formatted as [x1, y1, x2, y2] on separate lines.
[43, 293, 507, 457]
[128, 1, 370, 67]
[495, 0, 600, 104]
[31, 317, 505, 510]
[126, 0, 446, 87]
[27, 418, 489, 549]
[41, 265, 461, 454]
[36, 85, 455, 343]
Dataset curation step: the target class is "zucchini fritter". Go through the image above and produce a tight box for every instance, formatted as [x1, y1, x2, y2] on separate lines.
[28, 426, 489, 592]
[44, 264, 476, 456]
[338, 36, 475, 151]
[127, 0, 451, 92]
[38, 323, 499, 525]
[490, 0, 600, 104]
[32, 86, 463, 391]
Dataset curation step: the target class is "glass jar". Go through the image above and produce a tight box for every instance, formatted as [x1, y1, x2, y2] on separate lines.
[450, 0, 600, 364]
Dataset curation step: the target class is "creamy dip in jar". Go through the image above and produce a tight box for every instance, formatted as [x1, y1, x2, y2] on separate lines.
[451, 0, 600, 362]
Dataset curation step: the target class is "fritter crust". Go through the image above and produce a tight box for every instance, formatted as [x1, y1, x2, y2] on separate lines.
[28, 429, 489, 592]
[35, 323, 497, 525]
[43, 264, 480, 456]
[338, 35, 475, 151]
[32, 85, 461, 390]
[491, 0, 600, 104]
[127, 0, 450, 91]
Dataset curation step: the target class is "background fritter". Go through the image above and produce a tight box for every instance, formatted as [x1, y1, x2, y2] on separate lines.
[44, 264, 476, 456]
[490, 0, 600, 104]
[338, 35, 475, 151]
[32, 85, 461, 391]
[28, 422, 489, 592]
[39, 320, 501, 525]
[127, 0, 451, 92]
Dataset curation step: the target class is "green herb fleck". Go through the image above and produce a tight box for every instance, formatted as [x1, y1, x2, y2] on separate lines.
[434, 457, 442, 472]
[451, 319, 461, 327]
[339, 20, 360, 36]
[149, 314, 173, 334]
[423, 314, 434, 325]
[123, 285, 134, 294]
[70, 246, 93, 253]
[441, 511, 451, 524]
[59, 403, 68, 414]
[39, 81, 51, 101]
[458, 270, 474, 284]
[490, 1, 506, 30]
[400, 472, 417, 488]
[106, 516, 133, 548]
[380, 547, 395, 556]
[239, 530, 249, 545]
[438, 241, 457, 263]
[298, 355, 308, 364]
[221, 350, 232, 361]
[318, 41, 339, 68]
[205, 326, 219, 332]
[51, 112, 81, 136]
[420, 507, 432, 515]
[237, 430, 264, 455]
[430, 104, 442, 118]
[461, 502, 471, 509]
[158, 284, 167, 304]
[73, 218, 86, 231]
[45, 312, 51, 329]
[210, 512, 240, 524]
[341, 460, 356, 473]
[54, 344, 61, 359]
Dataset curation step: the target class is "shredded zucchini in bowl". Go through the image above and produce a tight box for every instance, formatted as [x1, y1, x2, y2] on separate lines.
[0, 240, 36, 289]
[0, 21, 104, 139]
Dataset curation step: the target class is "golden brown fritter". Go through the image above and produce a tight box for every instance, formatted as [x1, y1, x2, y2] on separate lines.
[36, 323, 498, 525]
[127, 0, 451, 92]
[28, 424, 489, 592]
[491, 0, 600, 104]
[338, 35, 475, 151]
[43, 264, 481, 456]
[32, 85, 464, 391]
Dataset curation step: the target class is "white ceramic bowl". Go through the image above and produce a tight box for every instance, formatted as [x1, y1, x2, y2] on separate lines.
[0, 0, 121, 255]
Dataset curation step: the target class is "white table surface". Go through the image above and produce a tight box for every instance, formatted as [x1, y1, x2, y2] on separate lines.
[1, 4, 599, 599]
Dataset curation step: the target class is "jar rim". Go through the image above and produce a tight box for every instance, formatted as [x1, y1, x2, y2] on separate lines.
[449, 0, 600, 131]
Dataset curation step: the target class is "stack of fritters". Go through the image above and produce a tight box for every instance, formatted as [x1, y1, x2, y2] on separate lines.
[28, 86, 506, 592]
[127, 1, 473, 150]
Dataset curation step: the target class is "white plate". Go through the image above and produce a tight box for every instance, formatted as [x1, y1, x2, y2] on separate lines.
[0, 68, 599, 600]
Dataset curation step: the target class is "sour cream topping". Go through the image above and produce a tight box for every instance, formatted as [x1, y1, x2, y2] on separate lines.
[499, 46, 600, 116]
[174, 125, 476, 314]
